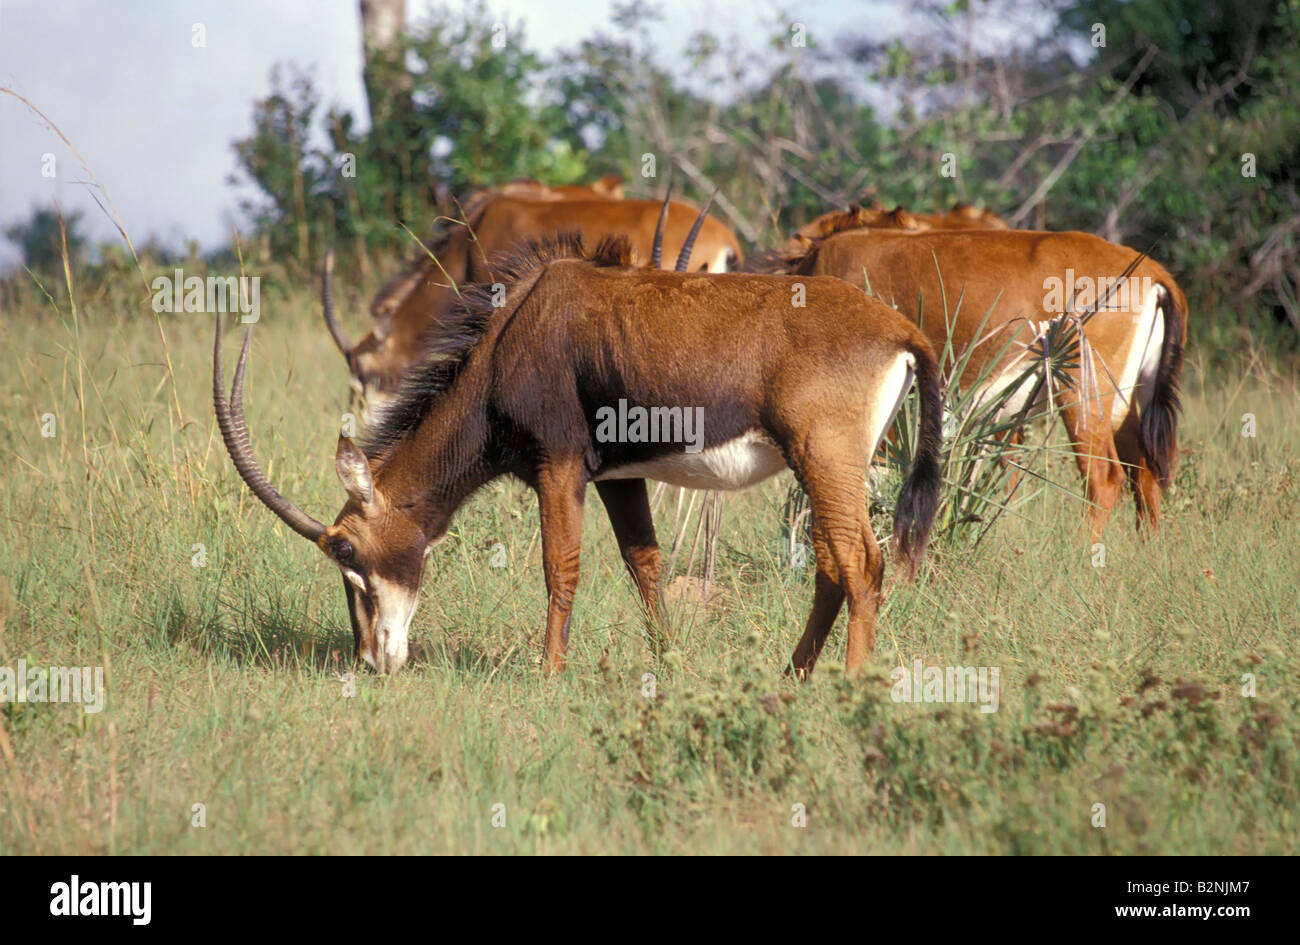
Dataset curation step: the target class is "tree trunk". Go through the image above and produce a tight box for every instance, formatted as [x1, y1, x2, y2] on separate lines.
[359, 0, 426, 236]
[359, 0, 409, 129]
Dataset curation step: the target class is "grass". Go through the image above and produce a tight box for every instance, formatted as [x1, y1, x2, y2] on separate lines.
[0, 266, 1296, 855]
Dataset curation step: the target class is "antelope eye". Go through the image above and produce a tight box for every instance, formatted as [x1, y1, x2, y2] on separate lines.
[333, 540, 355, 562]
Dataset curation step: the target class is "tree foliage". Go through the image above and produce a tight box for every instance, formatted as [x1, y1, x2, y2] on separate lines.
[4, 205, 87, 274]
[224, 0, 1299, 360]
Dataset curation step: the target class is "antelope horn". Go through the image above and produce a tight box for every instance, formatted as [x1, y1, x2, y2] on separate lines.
[214, 314, 327, 542]
[321, 249, 350, 356]
[675, 190, 716, 272]
[650, 183, 673, 269]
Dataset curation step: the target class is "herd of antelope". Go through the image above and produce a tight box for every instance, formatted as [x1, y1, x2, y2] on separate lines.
[214, 172, 1184, 677]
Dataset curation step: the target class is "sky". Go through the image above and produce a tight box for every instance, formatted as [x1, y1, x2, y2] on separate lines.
[0, 0, 1049, 273]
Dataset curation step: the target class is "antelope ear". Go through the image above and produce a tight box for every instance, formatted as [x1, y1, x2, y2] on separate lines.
[894, 208, 922, 230]
[598, 173, 625, 198]
[336, 435, 374, 506]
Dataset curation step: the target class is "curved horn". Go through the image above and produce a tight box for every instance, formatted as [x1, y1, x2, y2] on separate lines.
[321, 249, 350, 356]
[650, 183, 673, 269]
[214, 314, 327, 542]
[675, 190, 716, 272]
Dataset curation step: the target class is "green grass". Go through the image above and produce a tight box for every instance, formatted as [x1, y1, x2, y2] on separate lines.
[0, 270, 1296, 854]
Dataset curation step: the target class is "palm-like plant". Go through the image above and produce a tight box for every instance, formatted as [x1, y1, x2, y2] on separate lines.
[786, 255, 1110, 557]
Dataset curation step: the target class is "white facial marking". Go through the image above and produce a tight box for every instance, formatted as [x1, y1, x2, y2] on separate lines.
[344, 569, 366, 592]
[710, 248, 731, 272]
[364, 575, 420, 673]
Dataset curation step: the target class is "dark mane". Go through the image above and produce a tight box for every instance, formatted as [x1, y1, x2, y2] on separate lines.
[361, 232, 635, 461]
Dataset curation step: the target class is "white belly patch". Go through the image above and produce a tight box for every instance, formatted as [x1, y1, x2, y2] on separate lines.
[595, 430, 787, 490]
[595, 351, 919, 491]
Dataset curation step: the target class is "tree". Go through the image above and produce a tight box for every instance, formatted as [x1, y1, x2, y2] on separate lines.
[4, 205, 87, 273]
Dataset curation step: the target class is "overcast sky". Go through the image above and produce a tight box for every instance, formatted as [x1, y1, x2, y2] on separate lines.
[0, 0, 1047, 273]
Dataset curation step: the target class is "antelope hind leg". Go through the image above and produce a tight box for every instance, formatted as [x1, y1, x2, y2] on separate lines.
[788, 449, 882, 675]
[1063, 401, 1126, 544]
[1113, 411, 1162, 534]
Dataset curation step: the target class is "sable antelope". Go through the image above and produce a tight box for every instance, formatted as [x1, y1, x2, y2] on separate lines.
[217, 210, 942, 678]
[499, 173, 626, 200]
[324, 188, 743, 420]
[753, 223, 1186, 538]
[804, 203, 1008, 236]
[769, 203, 1009, 261]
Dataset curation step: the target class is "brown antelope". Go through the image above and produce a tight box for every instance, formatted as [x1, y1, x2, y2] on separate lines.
[216, 210, 942, 678]
[774, 203, 1008, 259]
[325, 187, 743, 420]
[751, 222, 1186, 539]
[499, 173, 626, 200]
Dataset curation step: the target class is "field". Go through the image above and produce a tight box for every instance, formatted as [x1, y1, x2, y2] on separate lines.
[0, 273, 1296, 855]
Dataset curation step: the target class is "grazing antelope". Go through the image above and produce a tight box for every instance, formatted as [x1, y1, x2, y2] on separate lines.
[751, 222, 1186, 538]
[325, 187, 743, 420]
[216, 212, 942, 678]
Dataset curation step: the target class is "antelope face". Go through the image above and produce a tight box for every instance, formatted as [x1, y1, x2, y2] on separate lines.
[321, 438, 432, 674]
[215, 321, 432, 676]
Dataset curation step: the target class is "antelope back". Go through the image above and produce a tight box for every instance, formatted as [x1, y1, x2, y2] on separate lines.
[806, 228, 1185, 423]
[472, 196, 742, 275]
[497, 174, 626, 202]
[774, 203, 1008, 259]
[351, 189, 739, 416]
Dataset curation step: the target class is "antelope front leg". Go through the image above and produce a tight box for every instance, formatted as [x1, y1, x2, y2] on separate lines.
[537, 459, 587, 673]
